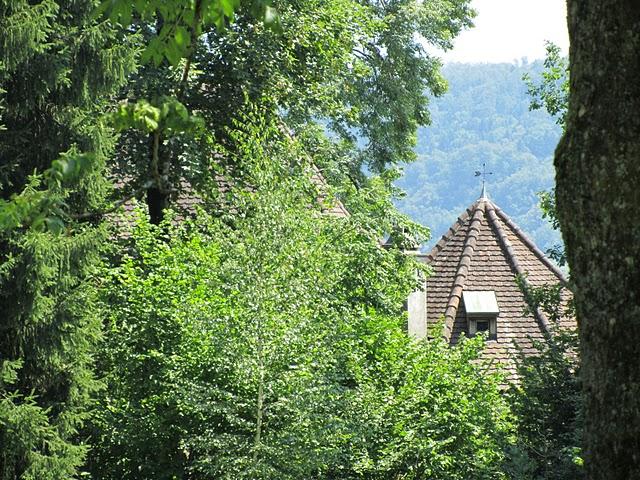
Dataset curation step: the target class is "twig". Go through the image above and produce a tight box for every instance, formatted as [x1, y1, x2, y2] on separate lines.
[177, 0, 203, 99]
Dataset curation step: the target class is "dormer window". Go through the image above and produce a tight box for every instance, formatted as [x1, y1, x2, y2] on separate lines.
[463, 290, 499, 340]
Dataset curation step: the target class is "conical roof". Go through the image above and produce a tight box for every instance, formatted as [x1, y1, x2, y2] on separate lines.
[423, 195, 573, 379]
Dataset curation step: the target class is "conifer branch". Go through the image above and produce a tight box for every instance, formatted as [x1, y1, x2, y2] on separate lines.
[69, 181, 156, 220]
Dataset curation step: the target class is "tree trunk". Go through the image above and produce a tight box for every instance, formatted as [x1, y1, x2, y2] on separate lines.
[556, 1, 640, 478]
[147, 131, 169, 225]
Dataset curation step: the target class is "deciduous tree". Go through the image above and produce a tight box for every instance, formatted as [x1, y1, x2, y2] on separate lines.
[109, 0, 475, 224]
[87, 113, 513, 479]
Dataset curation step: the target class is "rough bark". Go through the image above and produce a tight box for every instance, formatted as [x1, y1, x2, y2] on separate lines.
[147, 131, 169, 225]
[147, 185, 169, 225]
[556, 1, 640, 478]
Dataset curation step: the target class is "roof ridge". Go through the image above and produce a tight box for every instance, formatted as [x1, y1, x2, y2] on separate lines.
[441, 201, 485, 341]
[280, 123, 350, 218]
[484, 201, 551, 334]
[491, 203, 567, 284]
[425, 201, 476, 263]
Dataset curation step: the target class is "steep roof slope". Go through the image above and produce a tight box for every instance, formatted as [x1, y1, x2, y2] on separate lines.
[422, 192, 573, 379]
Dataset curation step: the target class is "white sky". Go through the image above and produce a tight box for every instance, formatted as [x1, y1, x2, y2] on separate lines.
[441, 0, 569, 63]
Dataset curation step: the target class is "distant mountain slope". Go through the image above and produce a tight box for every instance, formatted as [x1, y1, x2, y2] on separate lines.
[397, 62, 562, 253]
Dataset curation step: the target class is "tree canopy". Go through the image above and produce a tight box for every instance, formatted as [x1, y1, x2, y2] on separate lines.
[86, 117, 513, 479]
[0, 1, 510, 478]
[0, 1, 598, 479]
[0, 2, 136, 477]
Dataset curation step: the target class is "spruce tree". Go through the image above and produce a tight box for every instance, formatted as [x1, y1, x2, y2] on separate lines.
[0, 1, 135, 477]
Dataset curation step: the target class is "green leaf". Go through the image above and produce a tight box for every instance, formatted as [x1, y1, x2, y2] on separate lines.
[165, 40, 182, 66]
[174, 26, 190, 51]
[120, 2, 133, 26]
[45, 216, 65, 234]
[93, 0, 112, 20]
[263, 5, 282, 33]
[219, 0, 238, 18]
[133, 0, 148, 16]
[175, 102, 189, 120]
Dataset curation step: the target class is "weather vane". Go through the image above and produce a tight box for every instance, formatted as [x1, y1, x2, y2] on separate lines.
[474, 162, 493, 198]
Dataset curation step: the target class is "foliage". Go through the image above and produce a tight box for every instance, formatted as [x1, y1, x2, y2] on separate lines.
[0, 1, 136, 477]
[537, 189, 567, 266]
[0, 223, 106, 480]
[0, 150, 97, 233]
[0, 363, 86, 480]
[99, 0, 280, 65]
[523, 42, 569, 129]
[0, 0, 136, 202]
[348, 332, 513, 480]
[110, 0, 476, 221]
[507, 280, 582, 480]
[508, 328, 582, 480]
[538, 189, 560, 231]
[505, 50, 579, 476]
[87, 116, 513, 479]
[523, 42, 569, 265]
[2, 1, 521, 478]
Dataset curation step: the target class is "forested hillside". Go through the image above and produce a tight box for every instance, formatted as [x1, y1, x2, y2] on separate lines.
[397, 62, 562, 252]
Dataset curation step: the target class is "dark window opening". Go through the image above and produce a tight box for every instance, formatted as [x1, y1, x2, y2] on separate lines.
[469, 317, 497, 341]
[476, 320, 490, 333]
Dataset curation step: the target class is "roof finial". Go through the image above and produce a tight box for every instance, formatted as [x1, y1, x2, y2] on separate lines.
[474, 162, 493, 199]
[480, 181, 488, 200]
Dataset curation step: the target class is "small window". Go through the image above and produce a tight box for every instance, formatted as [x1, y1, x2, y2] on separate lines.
[476, 319, 490, 333]
[464, 291, 499, 341]
[469, 316, 497, 340]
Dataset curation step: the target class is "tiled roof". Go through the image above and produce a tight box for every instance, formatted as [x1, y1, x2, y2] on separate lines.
[108, 178, 208, 233]
[109, 166, 348, 232]
[309, 165, 350, 218]
[421, 194, 574, 380]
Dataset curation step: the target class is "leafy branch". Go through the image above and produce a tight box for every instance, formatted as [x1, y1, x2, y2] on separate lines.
[97, 0, 281, 66]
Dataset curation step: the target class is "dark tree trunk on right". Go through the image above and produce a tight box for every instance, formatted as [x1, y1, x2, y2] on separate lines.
[556, 1, 640, 478]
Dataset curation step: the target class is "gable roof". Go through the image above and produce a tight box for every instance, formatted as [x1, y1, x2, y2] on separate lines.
[422, 193, 573, 379]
